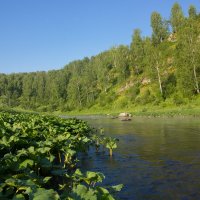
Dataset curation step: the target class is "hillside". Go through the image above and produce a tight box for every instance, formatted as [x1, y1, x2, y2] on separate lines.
[0, 3, 200, 115]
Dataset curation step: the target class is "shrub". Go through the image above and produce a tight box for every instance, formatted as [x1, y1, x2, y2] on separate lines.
[135, 89, 155, 105]
[128, 84, 140, 101]
[172, 92, 188, 105]
[113, 96, 129, 109]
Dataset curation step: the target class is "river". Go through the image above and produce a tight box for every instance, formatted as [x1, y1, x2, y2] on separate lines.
[76, 116, 200, 200]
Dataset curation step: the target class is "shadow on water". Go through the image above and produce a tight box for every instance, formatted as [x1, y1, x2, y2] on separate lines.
[75, 116, 200, 200]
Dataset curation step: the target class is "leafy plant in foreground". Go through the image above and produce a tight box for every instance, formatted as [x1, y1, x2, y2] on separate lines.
[0, 111, 122, 199]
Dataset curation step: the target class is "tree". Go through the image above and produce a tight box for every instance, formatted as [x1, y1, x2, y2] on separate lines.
[21, 73, 36, 108]
[130, 29, 145, 74]
[94, 51, 114, 93]
[82, 62, 98, 107]
[66, 58, 96, 109]
[151, 12, 169, 45]
[170, 3, 185, 33]
[150, 47, 163, 95]
[149, 12, 171, 97]
[188, 5, 197, 19]
[145, 38, 170, 97]
[110, 45, 130, 82]
[32, 72, 47, 105]
[0, 74, 7, 105]
[176, 19, 200, 95]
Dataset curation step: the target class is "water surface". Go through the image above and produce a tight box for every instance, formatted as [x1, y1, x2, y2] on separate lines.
[77, 116, 200, 200]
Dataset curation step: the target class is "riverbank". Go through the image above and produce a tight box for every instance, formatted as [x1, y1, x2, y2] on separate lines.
[1, 104, 200, 118]
[7, 106, 200, 118]
[53, 104, 200, 118]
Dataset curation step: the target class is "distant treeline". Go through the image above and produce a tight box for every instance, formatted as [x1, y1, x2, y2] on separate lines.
[0, 3, 200, 112]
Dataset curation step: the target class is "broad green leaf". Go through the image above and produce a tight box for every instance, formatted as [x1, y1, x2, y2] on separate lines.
[49, 154, 55, 162]
[82, 137, 90, 143]
[9, 135, 19, 143]
[56, 135, 67, 141]
[5, 178, 18, 187]
[106, 142, 117, 149]
[37, 147, 51, 154]
[72, 184, 97, 200]
[12, 194, 25, 200]
[19, 159, 34, 169]
[43, 176, 52, 183]
[96, 187, 115, 200]
[33, 188, 59, 200]
[86, 171, 105, 183]
[74, 169, 83, 176]
[17, 149, 28, 158]
[5, 178, 36, 188]
[110, 184, 123, 192]
[28, 146, 35, 154]
[1, 136, 9, 146]
[39, 158, 52, 168]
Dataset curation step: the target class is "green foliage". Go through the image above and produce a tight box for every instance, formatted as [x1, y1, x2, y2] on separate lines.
[104, 137, 119, 157]
[110, 45, 131, 82]
[0, 111, 121, 199]
[128, 84, 140, 102]
[188, 5, 197, 19]
[113, 96, 129, 109]
[172, 92, 188, 105]
[175, 17, 200, 96]
[32, 188, 60, 200]
[163, 74, 177, 99]
[130, 29, 145, 74]
[135, 89, 155, 105]
[151, 11, 169, 45]
[0, 3, 199, 115]
[98, 91, 117, 108]
[170, 2, 185, 33]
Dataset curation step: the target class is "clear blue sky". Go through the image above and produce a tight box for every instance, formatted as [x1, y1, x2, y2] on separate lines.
[0, 0, 200, 74]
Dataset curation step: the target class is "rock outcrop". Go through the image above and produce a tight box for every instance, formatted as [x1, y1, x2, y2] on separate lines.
[118, 113, 132, 121]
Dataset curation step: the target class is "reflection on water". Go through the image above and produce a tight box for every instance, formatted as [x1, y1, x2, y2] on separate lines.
[77, 116, 200, 200]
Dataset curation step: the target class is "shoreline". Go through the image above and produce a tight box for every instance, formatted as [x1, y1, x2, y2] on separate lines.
[2, 105, 200, 118]
[55, 105, 200, 118]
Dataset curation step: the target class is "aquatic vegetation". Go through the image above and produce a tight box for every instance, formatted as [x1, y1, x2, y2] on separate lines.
[104, 137, 119, 157]
[92, 128, 119, 157]
[0, 111, 122, 199]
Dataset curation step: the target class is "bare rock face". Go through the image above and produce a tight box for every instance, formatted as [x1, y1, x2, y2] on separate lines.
[118, 112, 132, 121]
[167, 33, 176, 42]
[141, 78, 151, 85]
[118, 82, 134, 93]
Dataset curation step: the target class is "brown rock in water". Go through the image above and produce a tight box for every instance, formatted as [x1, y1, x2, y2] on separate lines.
[118, 112, 132, 121]
[118, 112, 132, 117]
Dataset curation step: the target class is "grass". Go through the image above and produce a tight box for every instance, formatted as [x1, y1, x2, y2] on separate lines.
[1, 99, 200, 118]
[55, 103, 200, 118]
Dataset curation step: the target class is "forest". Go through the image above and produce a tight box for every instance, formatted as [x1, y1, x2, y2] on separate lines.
[0, 3, 200, 114]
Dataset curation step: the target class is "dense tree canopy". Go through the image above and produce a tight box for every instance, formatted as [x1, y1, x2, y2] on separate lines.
[170, 2, 185, 33]
[0, 3, 199, 112]
[151, 12, 169, 45]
